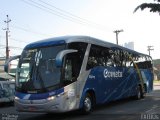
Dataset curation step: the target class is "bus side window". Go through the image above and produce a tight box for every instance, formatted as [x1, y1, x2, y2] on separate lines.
[87, 45, 114, 69]
[68, 42, 87, 76]
[106, 51, 115, 67]
[87, 57, 97, 69]
[106, 57, 114, 67]
[86, 45, 98, 70]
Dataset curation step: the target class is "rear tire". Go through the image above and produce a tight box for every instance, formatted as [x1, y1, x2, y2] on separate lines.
[135, 86, 143, 100]
[142, 84, 147, 98]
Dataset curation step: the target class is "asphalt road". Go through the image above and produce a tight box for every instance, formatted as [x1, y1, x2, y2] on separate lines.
[0, 85, 160, 120]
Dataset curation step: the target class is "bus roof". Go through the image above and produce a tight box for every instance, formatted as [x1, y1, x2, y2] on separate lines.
[24, 36, 150, 58]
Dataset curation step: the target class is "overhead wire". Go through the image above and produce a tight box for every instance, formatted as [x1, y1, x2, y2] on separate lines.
[21, 0, 88, 26]
[0, 52, 5, 57]
[30, 0, 97, 26]
[0, 44, 23, 50]
[21, 0, 112, 32]
[38, 0, 109, 31]
[1, 0, 114, 56]
[10, 25, 53, 37]
[0, 35, 29, 44]
[9, 37, 29, 44]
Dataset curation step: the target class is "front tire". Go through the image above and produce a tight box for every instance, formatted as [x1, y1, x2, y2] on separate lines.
[82, 93, 92, 114]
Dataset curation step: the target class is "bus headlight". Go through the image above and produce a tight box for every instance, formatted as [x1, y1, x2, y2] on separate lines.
[47, 96, 55, 101]
[14, 96, 20, 100]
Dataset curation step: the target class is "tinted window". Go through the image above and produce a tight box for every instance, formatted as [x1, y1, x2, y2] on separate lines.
[62, 42, 87, 85]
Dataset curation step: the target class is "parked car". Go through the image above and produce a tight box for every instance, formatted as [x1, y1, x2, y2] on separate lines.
[0, 81, 15, 105]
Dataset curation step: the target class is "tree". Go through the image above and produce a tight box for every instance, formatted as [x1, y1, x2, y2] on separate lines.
[134, 0, 160, 14]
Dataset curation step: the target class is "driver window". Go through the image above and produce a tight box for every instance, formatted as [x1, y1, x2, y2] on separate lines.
[63, 52, 78, 85]
[64, 59, 72, 82]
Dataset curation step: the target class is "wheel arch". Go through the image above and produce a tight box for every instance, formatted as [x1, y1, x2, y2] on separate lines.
[79, 88, 96, 109]
[86, 89, 96, 107]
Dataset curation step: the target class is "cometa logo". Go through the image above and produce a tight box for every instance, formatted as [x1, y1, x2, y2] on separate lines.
[104, 69, 123, 78]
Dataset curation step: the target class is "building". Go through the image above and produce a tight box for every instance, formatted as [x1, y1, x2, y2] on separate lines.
[124, 42, 134, 50]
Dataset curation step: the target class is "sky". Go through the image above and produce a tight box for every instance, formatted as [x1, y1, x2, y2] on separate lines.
[0, 0, 160, 59]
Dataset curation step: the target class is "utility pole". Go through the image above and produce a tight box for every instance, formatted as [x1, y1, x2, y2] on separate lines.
[113, 29, 123, 45]
[147, 46, 154, 56]
[4, 15, 11, 60]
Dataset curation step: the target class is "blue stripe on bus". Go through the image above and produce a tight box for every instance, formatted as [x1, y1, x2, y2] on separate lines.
[15, 88, 64, 100]
[103, 69, 136, 102]
[102, 68, 138, 102]
[79, 66, 140, 108]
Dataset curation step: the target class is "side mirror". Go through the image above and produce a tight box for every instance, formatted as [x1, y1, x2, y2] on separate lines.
[4, 55, 21, 77]
[55, 49, 78, 67]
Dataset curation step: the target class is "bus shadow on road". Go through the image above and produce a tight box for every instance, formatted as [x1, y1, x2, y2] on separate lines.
[0, 102, 14, 108]
[18, 90, 160, 120]
[18, 98, 141, 120]
[18, 110, 86, 120]
[94, 89, 160, 114]
[94, 97, 139, 112]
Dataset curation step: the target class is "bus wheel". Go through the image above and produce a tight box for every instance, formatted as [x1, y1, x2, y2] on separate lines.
[82, 93, 92, 114]
[135, 86, 143, 100]
[142, 84, 147, 98]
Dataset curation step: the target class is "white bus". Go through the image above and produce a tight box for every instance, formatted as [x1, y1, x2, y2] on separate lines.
[5, 36, 153, 114]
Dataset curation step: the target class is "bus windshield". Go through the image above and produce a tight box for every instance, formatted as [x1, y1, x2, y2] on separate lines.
[16, 45, 65, 93]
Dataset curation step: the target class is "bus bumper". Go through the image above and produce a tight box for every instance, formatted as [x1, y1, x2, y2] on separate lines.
[14, 94, 78, 113]
[14, 97, 67, 113]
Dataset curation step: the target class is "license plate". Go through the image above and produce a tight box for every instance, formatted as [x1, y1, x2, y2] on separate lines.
[28, 106, 37, 111]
